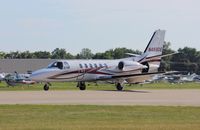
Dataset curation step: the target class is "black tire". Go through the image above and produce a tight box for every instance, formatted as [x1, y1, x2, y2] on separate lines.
[79, 86, 86, 90]
[116, 83, 123, 91]
[44, 84, 49, 91]
[79, 82, 86, 90]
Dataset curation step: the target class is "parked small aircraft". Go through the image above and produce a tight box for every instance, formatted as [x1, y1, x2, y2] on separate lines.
[4, 72, 36, 87]
[167, 73, 200, 84]
[0, 73, 5, 82]
[30, 29, 171, 91]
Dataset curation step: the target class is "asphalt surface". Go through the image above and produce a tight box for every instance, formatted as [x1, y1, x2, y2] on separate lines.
[0, 90, 200, 106]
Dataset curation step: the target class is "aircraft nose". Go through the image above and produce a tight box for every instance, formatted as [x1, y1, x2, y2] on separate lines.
[30, 68, 58, 82]
[30, 69, 47, 82]
[30, 71, 41, 81]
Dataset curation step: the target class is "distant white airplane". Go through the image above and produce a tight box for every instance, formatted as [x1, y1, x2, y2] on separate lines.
[30, 29, 171, 91]
[4, 72, 36, 87]
[0, 73, 5, 81]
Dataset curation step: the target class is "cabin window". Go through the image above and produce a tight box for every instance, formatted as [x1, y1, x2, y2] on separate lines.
[99, 63, 103, 68]
[104, 63, 108, 68]
[94, 63, 98, 68]
[89, 63, 93, 68]
[79, 64, 83, 68]
[84, 64, 88, 68]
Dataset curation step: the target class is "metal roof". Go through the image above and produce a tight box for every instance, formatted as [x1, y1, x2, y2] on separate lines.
[0, 59, 57, 73]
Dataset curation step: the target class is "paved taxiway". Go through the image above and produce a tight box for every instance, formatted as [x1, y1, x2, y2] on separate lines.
[0, 90, 200, 106]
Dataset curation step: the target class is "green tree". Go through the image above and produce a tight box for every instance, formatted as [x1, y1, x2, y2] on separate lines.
[4, 51, 21, 59]
[171, 47, 200, 73]
[113, 48, 141, 59]
[33, 51, 51, 59]
[0, 52, 5, 59]
[93, 48, 141, 59]
[92, 52, 105, 59]
[103, 49, 114, 59]
[19, 51, 34, 59]
[51, 48, 74, 59]
[79, 48, 93, 59]
[159, 42, 176, 71]
[178, 47, 199, 62]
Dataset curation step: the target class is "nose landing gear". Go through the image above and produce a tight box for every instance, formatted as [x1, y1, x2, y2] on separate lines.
[43, 83, 51, 91]
[116, 83, 124, 91]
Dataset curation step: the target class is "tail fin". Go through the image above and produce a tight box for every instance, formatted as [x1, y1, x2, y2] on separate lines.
[138, 30, 165, 73]
[143, 29, 165, 58]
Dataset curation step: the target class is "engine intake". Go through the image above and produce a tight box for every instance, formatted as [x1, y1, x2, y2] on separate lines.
[118, 61, 146, 71]
[118, 61, 124, 70]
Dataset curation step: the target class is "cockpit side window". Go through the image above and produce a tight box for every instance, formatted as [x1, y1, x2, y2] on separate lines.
[57, 62, 63, 69]
[48, 62, 63, 69]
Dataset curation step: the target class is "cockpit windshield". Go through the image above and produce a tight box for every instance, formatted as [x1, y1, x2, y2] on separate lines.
[48, 62, 63, 69]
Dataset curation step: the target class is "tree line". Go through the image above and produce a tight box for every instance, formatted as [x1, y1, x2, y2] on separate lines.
[0, 42, 200, 73]
[0, 48, 141, 60]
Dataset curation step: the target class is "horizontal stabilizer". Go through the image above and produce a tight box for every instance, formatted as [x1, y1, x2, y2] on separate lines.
[125, 53, 141, 57]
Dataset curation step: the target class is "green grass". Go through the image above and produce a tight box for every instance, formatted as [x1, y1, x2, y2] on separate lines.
[0, 105, 200, 130]
[0, 81, 200, 91]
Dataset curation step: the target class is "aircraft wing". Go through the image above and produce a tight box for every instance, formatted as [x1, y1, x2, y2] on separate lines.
[96, 72, 165, 81]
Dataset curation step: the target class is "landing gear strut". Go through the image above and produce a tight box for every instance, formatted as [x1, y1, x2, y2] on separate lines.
[116, 83, 124, 91]
[43, 83, 50, 91]
[77, 82, 86, 90]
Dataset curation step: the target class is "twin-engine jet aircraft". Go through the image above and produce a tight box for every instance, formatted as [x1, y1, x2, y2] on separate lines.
[30, 29, 169, 91]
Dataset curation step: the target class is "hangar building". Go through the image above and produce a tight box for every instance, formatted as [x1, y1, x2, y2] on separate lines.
[0, 59, 57, 73]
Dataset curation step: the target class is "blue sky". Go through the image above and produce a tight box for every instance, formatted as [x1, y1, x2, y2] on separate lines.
[0, 0, 200, 54]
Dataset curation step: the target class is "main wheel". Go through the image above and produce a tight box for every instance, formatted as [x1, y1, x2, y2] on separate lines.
[44, 84, 49, 91]
[78, 82, 86, 90]
[79, 85, 86, 90]
[116, 83, 123, 91]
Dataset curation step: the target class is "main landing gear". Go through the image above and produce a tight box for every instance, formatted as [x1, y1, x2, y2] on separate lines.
[116, 83, 124, 91]
[77, 82, 86, 90]
[42, 82, 123, 91]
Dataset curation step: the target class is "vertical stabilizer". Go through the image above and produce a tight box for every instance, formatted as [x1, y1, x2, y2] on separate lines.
[143, 30, 165, 58]
[137, 30, 166, 73]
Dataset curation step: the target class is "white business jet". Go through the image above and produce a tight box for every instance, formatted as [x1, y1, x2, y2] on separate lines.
[30, 29, 168, 91]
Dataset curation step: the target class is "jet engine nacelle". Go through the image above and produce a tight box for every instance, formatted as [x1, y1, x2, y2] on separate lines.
[141, 62, 159, 73]
[118, 61, 146, 71]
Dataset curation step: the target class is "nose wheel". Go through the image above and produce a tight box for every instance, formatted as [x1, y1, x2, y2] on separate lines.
[44, 83, 50, 91]
[116, 83, 124, 91]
